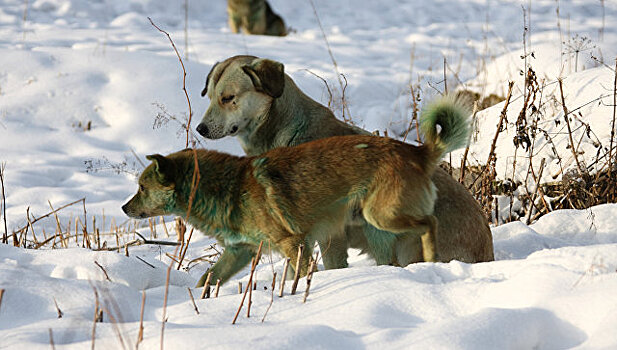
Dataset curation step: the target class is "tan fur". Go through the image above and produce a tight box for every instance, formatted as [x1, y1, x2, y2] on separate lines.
[197, 55, 494, 269]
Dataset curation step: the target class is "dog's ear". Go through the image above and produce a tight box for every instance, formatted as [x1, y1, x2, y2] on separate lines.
[242, 58, 285, 98]
[201, 61, 220, 97]
[146, 154, 176, 186]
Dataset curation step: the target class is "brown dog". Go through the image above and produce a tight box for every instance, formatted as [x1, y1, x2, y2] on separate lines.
[197, 55, 494, 270]
[124, 100, 469, 284]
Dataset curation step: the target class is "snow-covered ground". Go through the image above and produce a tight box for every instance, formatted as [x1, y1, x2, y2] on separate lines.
[1, 0, 617, 348]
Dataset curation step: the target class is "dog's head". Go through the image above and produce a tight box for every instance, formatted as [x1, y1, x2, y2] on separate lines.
[122, 154, 177, 219]
[197, 55, 285, 139]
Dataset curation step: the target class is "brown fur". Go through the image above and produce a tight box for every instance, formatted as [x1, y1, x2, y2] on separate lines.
[123, 133, 451, 285]
[197, 55, 494, 270]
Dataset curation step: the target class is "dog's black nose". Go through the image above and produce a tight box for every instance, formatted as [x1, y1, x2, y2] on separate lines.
[121, 204, 128, 214]
[196, 123, 209, 137]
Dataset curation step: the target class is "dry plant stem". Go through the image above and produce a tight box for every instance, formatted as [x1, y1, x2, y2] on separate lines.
[609, 58, 617, 200]
[135, 232, 180, 246]
[148, 17, 193, 148]
[160, 245, 179, 350]
[261, 272, 277, 323]
[53, 297, 63, 318]
[443, 57, 448, 94]
[94, 261, 111, 282]
[403, 84, 420, 142]
[278, 257, 290, 297]
[26, 207, 37, 244]
[303, 254, 318, 303]
[459, 101, 479, 183]
[238, 282, 242, 294]
[32, 233, 67, 249]
[488, 83, 515, 167]
[92, 239, 140, 252]
[199, 272, 213, 299]
[246, 258, 255, 318]
[290, 244, 305, 295]
[469, 82, 515, 191]
[137, 290, 145, 348]
[177, 227, 194, 270]
[302, 69, 333, 109]
[0, 289, 4, 313]
[0, 163, 8, 244]
[525, 158, 546, 224]
[307, 0, 351, 121]
[558, 79, 585, 175]
[82, 199, 88, 235]
[91, 287, 100, 350]
[48, 201, 67, 249]
[214, 279, 221, 298]
[476, 82, 514, 219]
[160, 216, 169, 237]
[175, 217, 186, 243]
[13, 198, 85, 236]
[232, 241, 263, 324]
[49, 328, 56, 350]
[134, 256, 155, 269]
[187, 288, 199, 315]
[184, 150, 202, 224]
[183, 0, 189, 61]
[493, 197, 499, 225]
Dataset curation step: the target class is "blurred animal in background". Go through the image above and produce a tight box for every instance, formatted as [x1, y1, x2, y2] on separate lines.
[227, 0, 287, 36]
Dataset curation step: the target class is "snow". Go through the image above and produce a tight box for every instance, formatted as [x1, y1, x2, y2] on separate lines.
[1, 0, 617, 348]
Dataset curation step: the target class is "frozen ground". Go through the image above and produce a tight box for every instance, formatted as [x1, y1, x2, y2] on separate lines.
[1, 0, 617, 348]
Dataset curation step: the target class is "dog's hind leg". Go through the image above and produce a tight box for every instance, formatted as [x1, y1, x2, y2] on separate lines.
[419, 215, 438, 262]
[362, 223, 398, 265]
[363, 205, 440, 262]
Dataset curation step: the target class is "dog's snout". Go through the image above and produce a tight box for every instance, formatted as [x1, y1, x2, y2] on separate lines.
[196, 123, 209, 137]
[121, 203, 128, 214]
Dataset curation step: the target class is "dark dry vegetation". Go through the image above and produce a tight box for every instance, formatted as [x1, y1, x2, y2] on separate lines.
[447, 59, 617, 225]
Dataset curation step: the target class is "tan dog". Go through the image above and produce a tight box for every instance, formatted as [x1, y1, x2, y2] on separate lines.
[227, 0, 287, 36]
[123, 103, 469, 285]
[197, 55, 494, 269]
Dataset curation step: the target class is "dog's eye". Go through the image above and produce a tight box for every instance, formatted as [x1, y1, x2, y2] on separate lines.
[221, 95, 235, 104]
[139, 184, 145, 192]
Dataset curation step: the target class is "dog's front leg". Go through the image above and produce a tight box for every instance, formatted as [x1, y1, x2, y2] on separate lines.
[196, 244, 255, 287]
[279, 236, 312, 279]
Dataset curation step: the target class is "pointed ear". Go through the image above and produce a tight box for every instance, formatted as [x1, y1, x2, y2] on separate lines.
[146, 154, 176, 186]
[201, 61, 220, 97]
[241, 58, 285, 98]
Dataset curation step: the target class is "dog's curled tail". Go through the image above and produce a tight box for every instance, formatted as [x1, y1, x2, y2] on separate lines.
[419, 94, 471, 169]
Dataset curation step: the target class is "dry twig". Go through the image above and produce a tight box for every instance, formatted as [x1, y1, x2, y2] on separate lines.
[0, 163, 7, 244]
[558, 78, 585, 175]
[278, 257, 290, 297]
[148, 17, 193, 148]
[187, 288, 199, 315]
[232, 241, 263, 324]
[137, 290, 145, 348]
[290, 244, 305, 295]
